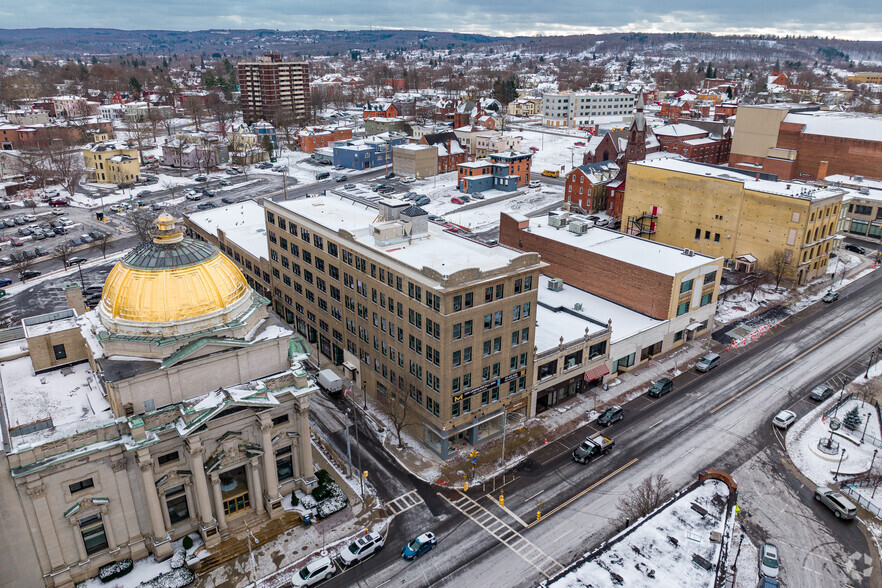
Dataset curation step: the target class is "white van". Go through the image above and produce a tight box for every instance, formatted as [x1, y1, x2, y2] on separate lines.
[529, 180, 541, 188]
[316, 369, 343, 394]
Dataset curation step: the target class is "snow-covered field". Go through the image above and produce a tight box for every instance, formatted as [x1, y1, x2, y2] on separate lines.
[518, 129, 591, 175]
[549, 479, 731, 588]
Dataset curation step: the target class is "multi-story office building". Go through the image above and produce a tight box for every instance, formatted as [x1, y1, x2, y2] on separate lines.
[542, 92, 636, 128]
[264, 195, 546, 458]
[238, 52, 310, 124]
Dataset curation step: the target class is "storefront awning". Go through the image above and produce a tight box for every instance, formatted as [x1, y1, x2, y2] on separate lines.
[583, 364, 610, 382]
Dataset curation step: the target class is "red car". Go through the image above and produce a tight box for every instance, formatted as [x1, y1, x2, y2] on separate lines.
[574, 141, 586, 146]
[11, 238, 24, 247]
[529, 147, 539, 151]
[451, 197, 465, 205]
[48, 198, 69, 207]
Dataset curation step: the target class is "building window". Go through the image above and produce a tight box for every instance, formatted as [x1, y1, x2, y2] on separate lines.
[52, 343, 66, 360]
[676, 301, 690, 316]
[69, 478, 94, 494]
[165, 485, 190, 525]
[695, 228, 701, 239]
[613, 353, 635, 371]
[537, 360, 557, 380]
[79, 514, 109, 556]
[679, 279, 693, 294]
[700, 292, 713, 307]
[276, 447, 294, 481]
[272, 414, 289, 426]
[157, 451, 179, 466]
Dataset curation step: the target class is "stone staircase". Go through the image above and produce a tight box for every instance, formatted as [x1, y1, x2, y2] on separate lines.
[193, 510, 303, 575]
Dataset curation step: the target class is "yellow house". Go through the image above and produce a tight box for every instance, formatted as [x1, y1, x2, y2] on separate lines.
[82, 140, 140, 184]
[622, 159, 845, 286]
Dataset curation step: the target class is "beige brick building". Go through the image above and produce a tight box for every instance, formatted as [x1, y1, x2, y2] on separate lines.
[622, 159, 845, 285]
[392, 143, 438, 179]
[263, 195, 546, 458]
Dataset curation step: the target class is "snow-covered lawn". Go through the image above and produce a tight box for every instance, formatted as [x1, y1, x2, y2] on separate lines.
[787, 362, 882, 486]
[77, 533, 205, 588]
[548, 479, 732, 588]
[518, 129, 592, 175]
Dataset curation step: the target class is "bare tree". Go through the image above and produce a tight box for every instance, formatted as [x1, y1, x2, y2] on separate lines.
[54, 241, 74, 268]
[745, 271, 768, 302]
[182, 96, 206, 132]
[616, 473, 672, 526]
[128, 208, 158, 242]
[161, 179, 180, 200]
[42, 141, 86, 197]
[768, 249, 791, 292]
[126, 116, 154, 165]
[206, 95, 235, 138]
[14, 256, 33, 282]
[94, 231, 112, 259]
[381, 391, 411, 449]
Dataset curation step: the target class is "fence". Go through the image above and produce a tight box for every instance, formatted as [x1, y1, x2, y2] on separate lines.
[841, 485, 882, 518]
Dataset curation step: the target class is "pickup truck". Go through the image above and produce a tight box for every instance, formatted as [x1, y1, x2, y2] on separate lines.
[572, 434, 614, 463]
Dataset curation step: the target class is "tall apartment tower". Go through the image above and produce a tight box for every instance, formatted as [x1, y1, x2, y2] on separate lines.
[238, 52, 310, 124]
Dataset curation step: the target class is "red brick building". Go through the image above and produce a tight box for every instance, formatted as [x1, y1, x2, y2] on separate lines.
[0, 120, 113, 150]
[564, 161, 619, 213]
[729, 106, 882, 181]
[362, 103, 398, 120]
[384, 78, 406, 92]
[238, 52, 310, 125]
[298, 127, 353, 153]
[419, 131, 467, 173]
[654, 123, 731, 165]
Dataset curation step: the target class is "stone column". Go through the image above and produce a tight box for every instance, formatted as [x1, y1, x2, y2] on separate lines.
[296, 395, 316, 489]
[210, 474, 226, 530]
[249, 458, 264, 514]
[259, 418, 282, 517]
[26, 483, 66, 570]
[70, 518, 89, 562]
[110, 457, 144, 557]
[187, 441, 217, 532]
[100, 505, 117, 551]
[136, 452, 172, 560]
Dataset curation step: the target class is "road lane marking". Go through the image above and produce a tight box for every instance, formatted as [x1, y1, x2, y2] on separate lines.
[527, 458, 639, 528]
[385, 489, 424, 515]
[710, 301, 882, 415]
[441, 490, 564, 578]
[649, 419, 664, 429]
[680, 447, 696, 457]
[551, 529, 573, 543]
[525, 490, 544, 502]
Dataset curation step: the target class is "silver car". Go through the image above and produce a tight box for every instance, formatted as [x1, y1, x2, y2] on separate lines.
[814, 486, 857, 519]
[759, 542, 780, 578]
[772, 410, 796, 429]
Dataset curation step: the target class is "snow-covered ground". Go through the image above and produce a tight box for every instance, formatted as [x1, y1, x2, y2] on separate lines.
[518, 129, 591, 175]
[548, 478, 732, 588]
[77, 533, 205, 588]
[787, 362, 882, 486]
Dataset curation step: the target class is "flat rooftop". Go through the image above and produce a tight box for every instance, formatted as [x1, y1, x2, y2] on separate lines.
[22, 309, 79, 338]
[535, 275, 662, 351]
[277, 195, 532, 280]
[632, 158, 845, 201]
[783, 111, 882, 142]
[521, 212, 718, 277]
[0, 355, 111, 450]
[187, 200, 269, 261]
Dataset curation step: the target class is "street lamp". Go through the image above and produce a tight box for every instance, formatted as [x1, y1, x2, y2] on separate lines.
[866, 350, 877, 379]
[74, 259, 86, 287]
[873, 450, 880, 499]
[862, 412, 872, 443]
[834, 448, 846, 481]
[834, 388, 846, 418]
[345, 408, 353, 478]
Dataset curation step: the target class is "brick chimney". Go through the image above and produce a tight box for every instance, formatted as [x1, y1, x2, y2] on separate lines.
[817, 160, 829, 180]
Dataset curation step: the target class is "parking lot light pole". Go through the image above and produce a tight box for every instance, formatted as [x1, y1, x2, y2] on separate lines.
[862, 413, 872, 443]
[74, 260, 85, 286]
[866, 350, 876, 379]
[834, 449, 846, 481]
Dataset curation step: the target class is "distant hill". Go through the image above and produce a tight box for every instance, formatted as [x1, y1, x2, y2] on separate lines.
[0, 28, 881, 64]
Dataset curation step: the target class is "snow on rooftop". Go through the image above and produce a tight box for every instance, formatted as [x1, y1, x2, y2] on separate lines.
[632, 158, 844, 200]
[783, 111, 882, 142]
[278, 195, 530, 279]
[0, 355, 111, 450]
[653, 123, 707, 137]
[536, 276, 661, 350]
[22, 309, 79, 338]
[187, 200, 269, 261]
[523, 213, 717, 277]
[549, 478, 731, 588]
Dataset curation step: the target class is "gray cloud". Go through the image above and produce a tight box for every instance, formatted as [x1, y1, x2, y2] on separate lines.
[5, 1, 882, 40]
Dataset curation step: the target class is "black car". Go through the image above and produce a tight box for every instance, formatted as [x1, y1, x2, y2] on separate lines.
[197, 202, 216, 210]
[221, 197, 236, 205]
[809, 384, 834, 401]
[194, 176, 208, 182]
[647, 377, 673, 398]
[384, 171, 395, 179]
[597, 405, 624, 427]
[67, 257, 87, 266]
[844, 244, 866, 255]
[20, 269, 41, 280]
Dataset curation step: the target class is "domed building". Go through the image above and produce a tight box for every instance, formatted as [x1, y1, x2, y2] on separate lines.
[0, 214, 318, 588]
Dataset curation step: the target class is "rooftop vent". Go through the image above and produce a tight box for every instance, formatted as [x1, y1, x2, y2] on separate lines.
[573, 303, 583, 311]
[682, 248, 695, 257]
[548, 215, 567, 228]
[547, 278, 564, 292]
[568, 220, 592, 234]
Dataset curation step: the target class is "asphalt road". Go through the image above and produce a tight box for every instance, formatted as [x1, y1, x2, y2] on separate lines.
[304, 267, 882, 588]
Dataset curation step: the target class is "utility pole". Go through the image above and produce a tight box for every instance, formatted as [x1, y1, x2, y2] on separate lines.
[354, 403, 364, 502]
[345, 409, 353, 478]
[282, 169, 288, 200]
[501, 404, 507, 462]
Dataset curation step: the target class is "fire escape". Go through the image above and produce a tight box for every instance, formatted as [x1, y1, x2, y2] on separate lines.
[627, 209, 658, 239]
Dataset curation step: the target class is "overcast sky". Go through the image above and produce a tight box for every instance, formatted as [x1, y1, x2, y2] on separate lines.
[3, 1, 882, 41]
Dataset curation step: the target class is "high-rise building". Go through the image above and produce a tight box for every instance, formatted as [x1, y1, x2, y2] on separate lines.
[238, 52, 310, 124]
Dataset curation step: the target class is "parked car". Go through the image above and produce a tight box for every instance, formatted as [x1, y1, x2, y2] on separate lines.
[2, 218, 15, 228]
[401, 532, 436, 560]
[89, 231, 106, 240]
[400, 176, 415, 183]
[291, 556, 336, 587]
[17, 227, 31, 236]
[194, 176, 208, 182]
[53, 227, 67, 236]
[814, 486, 857, 519]
[51, 208, 65, 215]
[0, 278, 12, 286]
[68, 238, 83, 247]
[48, 198, 69, 207]
[80, 234, 94, 244]
[597, 405, 624, 427]
[197, 202, 216, 210]
[529, 180, 541, 188]
[461, 195, 471, 202]
[335, 175, 349, 182]
[22, 214, 36, 222]
[67, 257, 87, 266]
[257, 162, 273, 169]
[203, 190, 216, 197]
[772, 410, 797, 429]
[844, 244, 866, 255]
[451, 197, 465, 205]
[415, 197, 431, 206]
[34, 246, 49, 256]
[59, 218, 74, 227]
[808, 384, 834, 401]
[225, 168, 239, 175]
[339, 531, 384, 566]
[20, 269, 41, 280]
[574, 141, 586, 146]
[757, 577, 780, 588]
[343, 183, 356, 190]
[185, 192, 203, 201]
[221, 197, 236, 205]
[0, 257, 12, 266]
[32, 229, 46, 240]
[150, 203, 162, 211]
[13, 217, 26, 225]
[428, 215, 443, 222]
[696, 352, 721, 373]
[384, 171, 395, 179]
[822, 290, 840, 303]
[647, 377, 673, 398]
[219, 178, 232, 186]
[378, 186, 394, 194]
[315, 171, 331, 180]
[10, 238, 24, 247]
[529, 146, 539, 151]
[759, 543, 780, 578]
[470, 192, 485, 200]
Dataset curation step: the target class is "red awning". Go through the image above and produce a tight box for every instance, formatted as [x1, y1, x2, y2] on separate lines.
[583, 364, 610, 382]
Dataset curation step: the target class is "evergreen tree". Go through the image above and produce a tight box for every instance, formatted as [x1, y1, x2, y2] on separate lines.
[706, 63, 715, 78]
[843, 406, 862, 431]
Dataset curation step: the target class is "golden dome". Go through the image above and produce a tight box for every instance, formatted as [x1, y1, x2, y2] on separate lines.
[98, 215, 251, 335]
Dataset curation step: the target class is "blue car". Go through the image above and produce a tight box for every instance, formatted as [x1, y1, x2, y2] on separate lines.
[0, 278, 11, 287]
[402, 532, 436, 560]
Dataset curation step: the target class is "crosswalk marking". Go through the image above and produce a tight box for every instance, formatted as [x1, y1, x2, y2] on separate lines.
[385, 489, 424, 515]
[441, 490, 563, 579]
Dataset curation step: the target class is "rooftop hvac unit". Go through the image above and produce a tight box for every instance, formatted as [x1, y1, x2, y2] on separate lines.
[573, 303, 583, 311]
[859, 187, 870, 195]
[854, 176, 864, 182]
[682, 248, 695, 257]
[568, 220, 592, 234]
[548, 215, 567, 228]
[547, 278, 564, 291]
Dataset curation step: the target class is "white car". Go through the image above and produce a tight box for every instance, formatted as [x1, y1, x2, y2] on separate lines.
[772, 410, 797, 429]
[291, 556, 336, 586]
[759, 542, 780, 578]
[338, 531, 384, 566]
[400, 176, 415, 184]
[529, 180, 541, 188]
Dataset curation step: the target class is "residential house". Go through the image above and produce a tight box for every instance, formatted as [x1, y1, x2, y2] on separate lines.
[564, 161, 620, 213]
[82, 140, 140, 184]
[332, 133, 407, 170]
[362, 102, 398, 120]
[419, 131, 467, 173]
[457, 151, 532, 194]
[298, 127, 354, 153]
